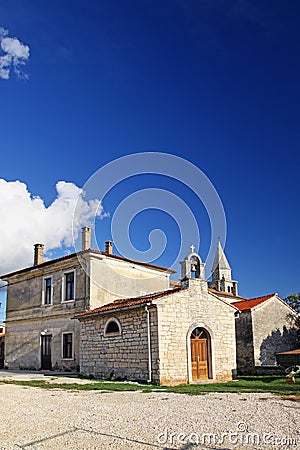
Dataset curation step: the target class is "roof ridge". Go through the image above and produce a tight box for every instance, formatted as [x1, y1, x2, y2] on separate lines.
[247, 293, 276, 301]
[208, 288, 247, 300]
[76, 287, 185, 318]
[112, 287, 182, 303]
[1, 248, 175, 279]
[232, 293, 277, 311]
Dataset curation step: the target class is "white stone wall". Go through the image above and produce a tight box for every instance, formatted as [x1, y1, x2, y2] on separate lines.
[154, 279, 237, 385]
[252, 298, 298, 366]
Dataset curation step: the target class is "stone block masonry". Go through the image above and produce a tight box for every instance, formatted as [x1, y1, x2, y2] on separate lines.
[153, 279, 237, 385]
[79, 278, 237, 386]
[79, 307, 159, 383]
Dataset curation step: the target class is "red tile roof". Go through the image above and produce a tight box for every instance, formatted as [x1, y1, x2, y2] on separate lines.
[75, 287, 184, 318]
[0, 333, 5, 338]
[1, 248, 175, 280]
[76, 287, 288, 318]
[232, 294, 276, 311]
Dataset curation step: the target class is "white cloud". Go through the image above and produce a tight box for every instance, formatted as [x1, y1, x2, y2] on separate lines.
[0, 27, 30, 80]
[0, 179, 105, 275]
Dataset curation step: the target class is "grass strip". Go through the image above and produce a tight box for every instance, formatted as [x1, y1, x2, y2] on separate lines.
[0, 376, 299, 396]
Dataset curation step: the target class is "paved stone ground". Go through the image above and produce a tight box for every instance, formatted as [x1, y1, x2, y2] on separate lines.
[0, 372, 299, 449]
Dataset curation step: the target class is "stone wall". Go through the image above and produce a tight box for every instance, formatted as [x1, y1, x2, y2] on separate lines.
[235, 310, 255, 374]
[6, 259, 88, 320]
[4, 251, 169, 373]
[154, 279, 237, 385]
[5, 316, 80, 371]
[79, 280, 237, 386]
[79, 306, 159, 383]
[252, 298, 298, 366]
[5, 258, 87, 370]
[235, 297, 298, 374]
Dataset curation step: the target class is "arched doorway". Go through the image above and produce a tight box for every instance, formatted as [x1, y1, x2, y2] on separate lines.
[190, 327, 212, 380]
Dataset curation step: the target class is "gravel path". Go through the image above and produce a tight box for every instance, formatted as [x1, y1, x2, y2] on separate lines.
[0, 383, 299, 449]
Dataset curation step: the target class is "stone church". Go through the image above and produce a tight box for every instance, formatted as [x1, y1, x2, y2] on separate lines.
[1, 228, 298, 385]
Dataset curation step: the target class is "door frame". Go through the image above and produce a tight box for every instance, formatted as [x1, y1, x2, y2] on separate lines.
[0, 339, 4, 369]
[187, 323, 215, 382]
[40, 333, 52, 370]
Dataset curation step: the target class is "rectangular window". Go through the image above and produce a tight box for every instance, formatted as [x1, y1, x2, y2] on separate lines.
[42, 277, 53, 305]
[44, 278, 52, 305]
[62, 333, 73, 359]
[65, 272, 75, 301]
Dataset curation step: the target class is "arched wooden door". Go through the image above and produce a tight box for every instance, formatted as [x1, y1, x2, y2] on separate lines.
[190, 327, 211, 380]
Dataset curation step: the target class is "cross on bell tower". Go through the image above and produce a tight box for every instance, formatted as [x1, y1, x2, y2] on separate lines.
[180, 246, 205, 280]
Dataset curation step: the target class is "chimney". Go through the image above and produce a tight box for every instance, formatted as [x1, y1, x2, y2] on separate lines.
[34, 244, 44, 266]
[82, 227, 91, 251]
[105, 240, 113, 255]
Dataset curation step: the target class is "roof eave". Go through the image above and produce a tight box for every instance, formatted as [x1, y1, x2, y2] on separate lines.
[0, 248, 175, 280]
[75, 301, 152, 319]
[208, 291, 239, 311]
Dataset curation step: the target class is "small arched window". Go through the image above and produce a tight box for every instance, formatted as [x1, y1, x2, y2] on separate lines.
[104, 318, 121, 336]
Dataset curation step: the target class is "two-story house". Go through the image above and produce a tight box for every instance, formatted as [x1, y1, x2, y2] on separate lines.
[1, 227, 173, 371]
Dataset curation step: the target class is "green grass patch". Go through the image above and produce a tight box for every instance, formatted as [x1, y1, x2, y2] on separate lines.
[165, 376, 300, 396]
[0, 379, 154, 392]
[0, 376, 299, 396]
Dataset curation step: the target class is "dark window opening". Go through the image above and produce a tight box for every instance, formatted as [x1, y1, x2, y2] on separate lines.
[65, 272, 74, 301]
[63, 333, 73, 359]
[190, 327, 209, 340]
[106, 320, 120, 334]
[44, 278, 52, 305]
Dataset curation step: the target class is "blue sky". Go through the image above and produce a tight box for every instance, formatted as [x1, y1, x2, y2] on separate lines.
[0, 0, 300, 320]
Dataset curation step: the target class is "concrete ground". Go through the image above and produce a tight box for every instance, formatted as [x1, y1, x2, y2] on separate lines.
[0, 369, 96, 384]
[0, 371, 299, 450]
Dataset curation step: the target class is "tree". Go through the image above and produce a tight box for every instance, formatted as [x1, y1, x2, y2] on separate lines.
[284, 292, 300, 315]
[284, 293, 300, 332]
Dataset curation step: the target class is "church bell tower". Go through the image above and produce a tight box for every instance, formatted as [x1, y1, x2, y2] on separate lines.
[180, 245, 205, 282]
[208, 241, 238, 295]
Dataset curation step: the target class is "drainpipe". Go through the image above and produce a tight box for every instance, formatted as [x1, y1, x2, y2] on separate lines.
[145, 303, 152, 383]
